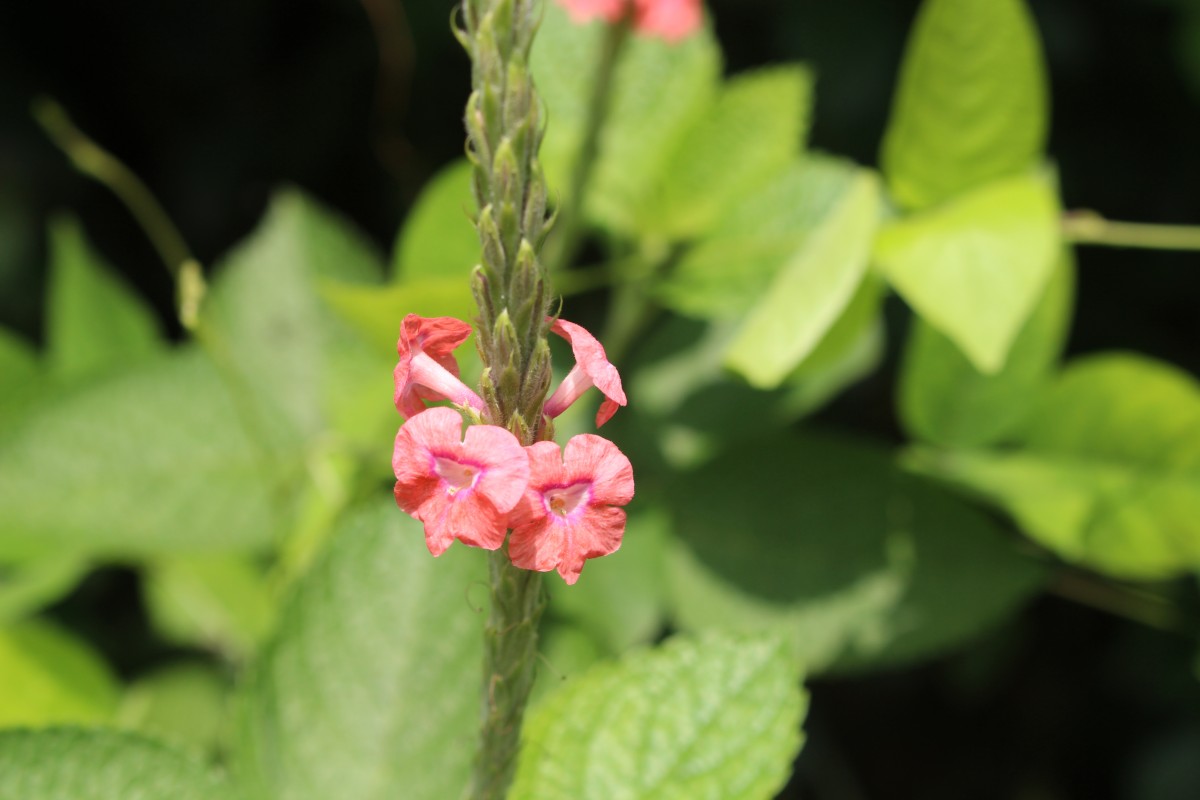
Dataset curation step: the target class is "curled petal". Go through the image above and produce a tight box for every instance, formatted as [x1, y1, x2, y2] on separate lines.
[543, 317, 626, 427]
[394, 314, 484, 419]
[632, 0, 702, 41]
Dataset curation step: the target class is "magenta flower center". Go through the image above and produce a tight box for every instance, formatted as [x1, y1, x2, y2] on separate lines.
[542, 482, 592, 519]
[433, 455, 481, 495]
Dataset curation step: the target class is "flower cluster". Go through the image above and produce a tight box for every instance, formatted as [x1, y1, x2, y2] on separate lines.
[392, 314, 633, 584]
[557, 0, 703, 42]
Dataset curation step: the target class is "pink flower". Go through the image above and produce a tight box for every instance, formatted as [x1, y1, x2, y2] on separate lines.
[393, 406, 530, 556]
[508, 435, 634, 585]
[393, 314, 486, 420]
[557, 0, 625, 23]
[542, 318, 627, 427]
[555, 0, 702, 41]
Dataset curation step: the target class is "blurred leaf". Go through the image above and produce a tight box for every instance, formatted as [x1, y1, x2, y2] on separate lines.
[235, 497, 484, 800]
[530, 623, 605, 709]
[900, 251, 1074, 447]
[0, 728, 233, 800]
[0, 619, 119, 727]
[658, 156, 859, 319]
[0, 555, 88, 624]
[908, 353, 1200, 579]
[532, 2, 721, 235]
[45, 215, 162, 381]
[321, 278, 478, 355]
[881, 0, 1048, 210]
[726, 168, 880, 388]
[0, 349, 284, 558]
[650, 65, 812, 239]
[202, 190, 388, 452]
[143, 556, 275, 662]
[546, 509, 668, 653]
[0, 327, 42, 431]
[118, 662, 230, 758]
[665, 432, 1047, 673]
[874, 172, 1059, 373]
[512, 633, 803, 800]
[391, 159, 478, 282]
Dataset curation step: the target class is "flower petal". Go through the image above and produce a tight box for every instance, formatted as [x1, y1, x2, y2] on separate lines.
[465, 423, 531, 514]
[563, 434, 634, 506]
[556, 506, 627, 584]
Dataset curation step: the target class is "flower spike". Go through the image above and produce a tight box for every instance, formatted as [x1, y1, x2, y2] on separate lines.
[393, 407, 530, 556]
[393, 314, 486, 420]
[542, 318, 627, 427]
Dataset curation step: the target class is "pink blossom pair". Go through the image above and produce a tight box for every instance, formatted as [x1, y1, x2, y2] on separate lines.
[391, 314, 633, 585]
[557, 0, 703, 42]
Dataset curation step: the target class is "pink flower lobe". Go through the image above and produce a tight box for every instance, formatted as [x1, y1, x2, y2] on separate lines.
[394, 314, 485, 420]
[543, 318, 627, 427]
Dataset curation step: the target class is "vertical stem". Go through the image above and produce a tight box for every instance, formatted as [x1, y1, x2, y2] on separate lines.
[543, 20, 628, 272]
[470, 552, 546, 798]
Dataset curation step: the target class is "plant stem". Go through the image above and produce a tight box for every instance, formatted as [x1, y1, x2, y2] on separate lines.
[32, 97, 207, 330]
[1050, 569, 1183, 632]
[1062, 210, 1200, 252]
[469, 551, 546, 798]
[542, 19, 628, 273]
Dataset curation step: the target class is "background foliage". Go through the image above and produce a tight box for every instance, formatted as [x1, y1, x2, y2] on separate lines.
[2, 0, 1200, 798]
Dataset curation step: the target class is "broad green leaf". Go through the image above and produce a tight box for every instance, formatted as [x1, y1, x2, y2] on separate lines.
[391, 159, 478, 282]
[143, 556, 275, 662]
[45, 215, 162, 380]
[532, 2, 721, 235]
[0, 619, 119, 726]
[874, 172, 1059, 373]
[546, 509, 668, 653]
[511, 633, 804, 800]
[118, 662, 230, 757]
[320, 278, 478, 355]
[650, 65, 812, 239]
[530, 623, 605, 709]
[0, 728, 233, 800]
[726, 169, 880, 388]
[235, 498, 484, 800]
[202, 190, 388, 451]
[881, 0, 1048, 209]
[908, 353, 1200, 578]
[658, 155, 858, 319]
[899, 250, 1075, 447]
[0, 349, 283, 558]
[0, 555, 88, 624]
[664, 432, 1047, 673]
[0, 329, 47, 437]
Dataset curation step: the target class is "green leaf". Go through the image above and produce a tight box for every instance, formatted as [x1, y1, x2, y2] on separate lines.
[118, 662, 231, 757]
[0, 728, 234, 800]
[546, 509, 668, 653]
[725, 168, 881, 388]
[391, 159, 478, 282]
[143, 556, 275, 662]
[881, 0, 1048, 209]
[664, 432, 1047, 673]
[202, 190, 388, 451]
[235, 497, 484, 800]
[0, 349, 284, 558]
[532, 2, 721, 235]
[657, 155, 859, 319]
[0, 619, 119, 727]
[874, 172, 1059, 373]
[511, 633, 805, 800]
[908, 353, 1200, 578]
[321, 278, 478, 355]
[45, 215, 162, 380]
[0, 555, 89, 624]
[650, 65, 812, 239]
[899, 250, 1075, 447]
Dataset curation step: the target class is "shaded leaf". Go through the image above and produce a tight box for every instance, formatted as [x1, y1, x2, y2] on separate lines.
[0, 555, 89, 624]
[118, 662, 231, 758]
[511, 633, 804, 800]
[235, 497, 484, 800]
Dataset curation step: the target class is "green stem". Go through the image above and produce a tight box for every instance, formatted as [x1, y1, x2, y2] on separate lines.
[469, 550, 546, 799]
[32, 97, 207, 330]
[543, 20, 628, 273]
[1062, 210, 1200, 252]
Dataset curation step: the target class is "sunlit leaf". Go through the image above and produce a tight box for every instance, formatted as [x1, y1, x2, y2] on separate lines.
[0, 555, 88, 624]
[391, 159, 478, 282]
[899, 251, 1074, 447]
[881, 0, 1048, 209]
[511, 633, 804, 800]
[0, 619, 119, 727]
[874, 172, 1059, 373]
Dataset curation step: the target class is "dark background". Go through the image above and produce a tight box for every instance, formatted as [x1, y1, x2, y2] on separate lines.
[2, 1, 1199, 798]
